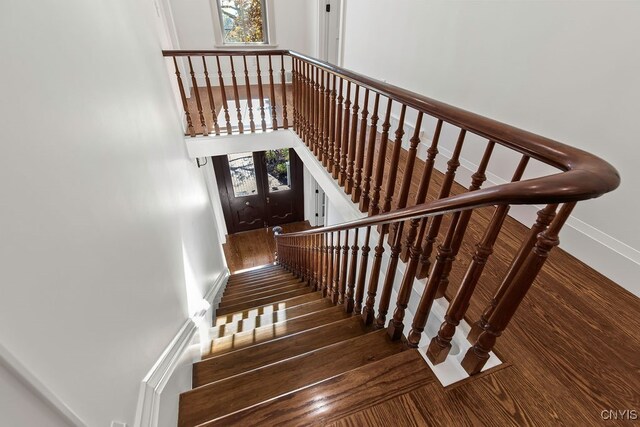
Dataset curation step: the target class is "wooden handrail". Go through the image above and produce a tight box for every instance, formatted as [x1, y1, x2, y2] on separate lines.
[163, 49, 620, 376]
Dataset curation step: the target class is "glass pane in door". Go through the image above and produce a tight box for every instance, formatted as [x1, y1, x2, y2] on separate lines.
[228, 152, 258, 197]
[265, 149, 291, 193]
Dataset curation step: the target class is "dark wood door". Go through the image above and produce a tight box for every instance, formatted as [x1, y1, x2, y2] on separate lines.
[260, 149, 304, 227]
[213, 149, 304, 234]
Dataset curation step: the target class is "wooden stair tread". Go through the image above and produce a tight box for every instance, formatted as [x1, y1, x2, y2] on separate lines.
[226, 272, 294, 287]
[223, 277, 302, 296]
[195, 315, 372, 385]
[179, 330, 406, 426]
[207, 306, 350, 356]
[227, 267, 288, 283]
[214, 292, 324, 325]
[204, 350, 434, 426]
[216, 287, 315, 315]
[207, 298, 336, 340]
[219, 283, 308, 306]
[228, 264, 279, 277]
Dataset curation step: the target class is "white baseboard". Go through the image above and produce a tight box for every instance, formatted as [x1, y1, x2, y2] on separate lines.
[134, 268, 230, 427]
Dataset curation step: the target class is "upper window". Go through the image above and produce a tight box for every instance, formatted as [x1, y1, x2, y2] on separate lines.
[216, 0, 268, 45]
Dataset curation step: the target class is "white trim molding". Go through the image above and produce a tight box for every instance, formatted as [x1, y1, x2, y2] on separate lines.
[0, 343, 87, 426]
[134, 268, 230, 427]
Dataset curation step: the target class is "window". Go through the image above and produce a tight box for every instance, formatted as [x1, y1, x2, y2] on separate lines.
[228, 152, 258, 197]
[264, 149, 290, 193]
[216, 0, 268, 45]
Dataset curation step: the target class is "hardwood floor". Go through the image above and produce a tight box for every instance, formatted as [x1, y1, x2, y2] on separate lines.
[185, 96, 640, 424]
[222, 221, 312, 272]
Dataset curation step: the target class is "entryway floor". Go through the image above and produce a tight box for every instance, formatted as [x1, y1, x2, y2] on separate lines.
[222, 221, 313, 273]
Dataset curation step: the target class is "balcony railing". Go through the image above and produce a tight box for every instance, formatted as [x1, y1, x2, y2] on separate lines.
[162, 49, 619, 375]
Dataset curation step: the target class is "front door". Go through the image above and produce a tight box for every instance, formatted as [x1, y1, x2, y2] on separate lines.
[213, 149, 304, 234]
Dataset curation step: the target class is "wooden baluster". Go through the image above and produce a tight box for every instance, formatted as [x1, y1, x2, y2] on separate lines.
[328, 75, 337, 174]
[296, 236, 301, 279]
[375, 221, 405, 329]
[351, 89, 369, 203]
[407, 212, 461, 348]
[401, 119, 442, 262]
[331, 231, 342, 304]
[315, 68, 323, 157]
[467, 201, 557, 343]
[389, 112, 423, 246]
[368, 99, 393, 215]
[304, 63, 311, 146]
[291, 58, 297, 132]
[382, 105, 406, 216]
[388, 217, 428, 340]
[461, 203, 574, 375]
[308, 235, 313, 285]
[228, 56, 244, 134]
[322, 71, 331, 167]
[313, 67, 320, 155]
[280, 54, 289, 129]
[316, 234, 322, 290]
[338, 229, 350, 305]
[242, 56, 256, 133]
[326, 232, 334, 299]
[362, 229, 387, 326]
[308, 64, 314, 147]
[313, 234, 319, 289]
[308, 236, 313, 285]
[345, 228, 359, 313]
[303, 236, 308, 283]
[318, 70, 325, 161]
[339, 82, 352, 186]
[354, 226, 371, 315]
[202, 57, 221, 136]
[268, 55, 278, 130]
[435, 141, 496, 298]
[187, 57, 208, 136]
[345, 85, 360, 194]
[415, 129, 467, 279]
[332, 77, 344, 179]
[322, 233, 329, 296]
[359, 93, 380, 212]
[427, 155, 530, 363]
[255, 55, 267, 132]
[215, 56, 233, 134]
[299, 62, 307, 143]
[172, 57, 195, 137]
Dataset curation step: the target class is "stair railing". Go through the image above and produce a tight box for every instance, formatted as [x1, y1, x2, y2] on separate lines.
[163, 49, 619, 375]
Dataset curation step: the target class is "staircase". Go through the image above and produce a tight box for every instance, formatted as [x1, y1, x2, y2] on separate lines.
[178, 264, 434, 426]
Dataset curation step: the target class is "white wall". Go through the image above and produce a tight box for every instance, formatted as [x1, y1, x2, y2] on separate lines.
[0, 361, 72, 427]
[168, 0, 317, 54]
[341, 0, 640, 294]
[0, 0, 225, 425]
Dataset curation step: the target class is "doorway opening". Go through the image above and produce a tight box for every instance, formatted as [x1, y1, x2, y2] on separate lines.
[213, 148, 304, 234]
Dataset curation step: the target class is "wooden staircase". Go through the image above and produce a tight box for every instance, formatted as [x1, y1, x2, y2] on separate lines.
[178, 264, 435, 426]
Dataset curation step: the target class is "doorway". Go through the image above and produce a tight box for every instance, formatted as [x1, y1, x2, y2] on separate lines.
[319, 0, 342, 65]
[213, 148, 304, 234]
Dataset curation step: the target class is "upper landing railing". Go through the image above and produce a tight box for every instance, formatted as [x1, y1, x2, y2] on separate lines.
[162, 49, 619, 375]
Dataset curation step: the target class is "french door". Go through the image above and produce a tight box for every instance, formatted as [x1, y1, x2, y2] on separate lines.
[213, 148, 304, 234]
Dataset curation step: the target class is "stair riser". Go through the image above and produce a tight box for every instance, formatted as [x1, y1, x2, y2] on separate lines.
[216, 288, 314, 316]
[223, 278, 302, 297]
[214, 292, 323, 326]
[220, 284, 309, 307]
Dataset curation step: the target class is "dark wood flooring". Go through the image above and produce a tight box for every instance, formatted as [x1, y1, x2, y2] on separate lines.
[188, 92, 640, 424]
[222, 221, 312, 273]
